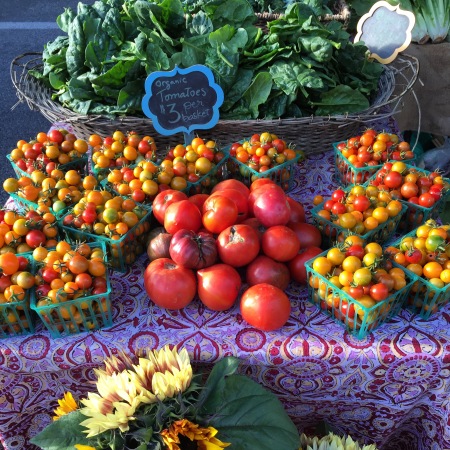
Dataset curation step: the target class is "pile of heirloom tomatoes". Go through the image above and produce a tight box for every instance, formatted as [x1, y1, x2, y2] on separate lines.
[143, 178, 323, 331]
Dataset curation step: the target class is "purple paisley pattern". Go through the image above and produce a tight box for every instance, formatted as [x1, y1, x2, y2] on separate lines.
[1, 119, 450, 450]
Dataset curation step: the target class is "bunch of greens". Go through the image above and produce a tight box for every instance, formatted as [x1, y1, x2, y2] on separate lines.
[397, 0, 450, 43]
[31, 0, 384, 120]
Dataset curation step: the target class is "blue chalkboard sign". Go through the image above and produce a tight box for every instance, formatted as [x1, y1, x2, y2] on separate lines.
[141, 65, 224, 142]
[354, 1, 415, 64]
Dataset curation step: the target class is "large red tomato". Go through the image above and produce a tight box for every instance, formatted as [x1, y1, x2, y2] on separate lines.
[287, 246, 322, 284]
[241, 217, 266, 242]
[251, 185, 291, 227]
[286, 197, 305, 224]
[240, 283, 291, 331]
[188, 193, 209, 212]
[249, 178, 275, 192]
[217, 224, 260, 267]
[169, 229, 217, 269]
[248, 183, 283, 217]
[152, 190, 188, 225]
[197, 264, 242, 311]
[261, 225, 300, 262]
[211, 179, 250, 198]
[143, 258, 197, 309]
[245, 255, 290, 290]
[164, 200, 202, 234]
[209, 188, 249, 223]
[288, 222, 322, 248]
[202, 195, 238, 234]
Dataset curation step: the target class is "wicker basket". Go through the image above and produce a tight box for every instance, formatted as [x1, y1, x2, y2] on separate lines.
[255, 0, 352, 30]
[11, 52, 418, 155]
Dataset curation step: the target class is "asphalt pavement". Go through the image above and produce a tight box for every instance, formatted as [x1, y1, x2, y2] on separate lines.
[0, 0, 93, 206]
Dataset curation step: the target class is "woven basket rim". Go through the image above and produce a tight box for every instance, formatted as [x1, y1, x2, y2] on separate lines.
[256, 0, 352, 24]
[10, 52, 418, 131]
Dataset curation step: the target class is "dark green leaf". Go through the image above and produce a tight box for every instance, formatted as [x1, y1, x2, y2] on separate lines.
[66, 16, 85, 77]
[145, 44, 171, 72]
[180, 35, 208, 66]
[298, 35, 334, 62]
[83, 17, 101, 44]
[92, 0, 109, 20]
[118, 80, 145, 112]
[48, 72, 65, 90]
[30, 411, 93, 450]
[312, 84, 370, 115]
[190, 11, 214, 36]
[196, 356, 240, 414]
[56, 7, 75, 33]
[242, 71, 273, 118]
[92, 59, 137, 87]
[203, 375, 300, 450]
[103, 8, 125, 46]
[210, 0, 256, 29]
[221, 68, 253, 111]
[67, 77, 97, 100]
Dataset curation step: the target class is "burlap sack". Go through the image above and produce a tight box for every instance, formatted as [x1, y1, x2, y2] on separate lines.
[394, 43, 450, 136]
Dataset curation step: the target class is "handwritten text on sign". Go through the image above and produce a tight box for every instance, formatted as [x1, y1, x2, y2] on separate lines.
[141, 65, 224, 136]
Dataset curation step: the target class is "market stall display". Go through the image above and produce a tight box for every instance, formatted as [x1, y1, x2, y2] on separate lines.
[1, 148, 450, 450]
[2, 1, 450, 449]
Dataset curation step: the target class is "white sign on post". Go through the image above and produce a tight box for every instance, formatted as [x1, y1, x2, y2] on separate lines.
[354, 1, 415, 64]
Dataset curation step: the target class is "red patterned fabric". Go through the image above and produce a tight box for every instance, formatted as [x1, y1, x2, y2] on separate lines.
[1, 134, 450, 450]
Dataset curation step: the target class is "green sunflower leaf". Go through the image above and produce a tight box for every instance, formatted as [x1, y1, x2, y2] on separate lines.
[30, 411, 93, 450]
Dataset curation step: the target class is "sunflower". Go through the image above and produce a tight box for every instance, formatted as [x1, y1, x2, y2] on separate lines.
[53, 392, 78, 421]
[74, 445, 97, 450]
[161, 419, 230, 450]
[80, 345, 194, 438]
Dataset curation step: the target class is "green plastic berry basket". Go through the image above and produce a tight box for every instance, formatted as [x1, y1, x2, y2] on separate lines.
[30, 242, 113, 338]
[311, 201, 407, 249]
[223, 139, 302, 192]
[333, 142, 416, 187]
[58, 207, 152, 272]
[9, 191, 71, 219]
[6, 154, 88, 179]
[305, 249, 413, 339]
[388, 230, 450, 319]
[99, 177, 187, 208]
[365, 164, 450, 232]
[185, 154, 230, 195]
[0, 254, 36, 338]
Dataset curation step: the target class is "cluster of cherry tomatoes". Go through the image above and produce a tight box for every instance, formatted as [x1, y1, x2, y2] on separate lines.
[32, 241, 110, 335]
[0, 252, 35, 334]
[227, 132, 302, 191]
[61, 190, 151, 270]
[385, 221, 450, 317]
[308, 236, 409, 333]
[335, 129, 414, 185]
[8, 129, 88, 176]
[0, 208, 59, 255]
[90, 130, 158, 180]
[368, 162, 449, 229]
[312, 184, 404, 244]
[386, 221, 450, 283]
[144, 177, 324, 331]
[3, 169, 93, 216]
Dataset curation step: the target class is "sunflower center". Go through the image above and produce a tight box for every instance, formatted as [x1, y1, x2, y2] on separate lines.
[179, 434, 198, 450]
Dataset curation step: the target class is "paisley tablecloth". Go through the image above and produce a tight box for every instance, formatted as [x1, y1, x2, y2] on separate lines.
[1, 148, 450, 450]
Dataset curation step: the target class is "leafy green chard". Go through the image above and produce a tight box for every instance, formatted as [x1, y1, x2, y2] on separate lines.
[34, 0, 383, 119]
